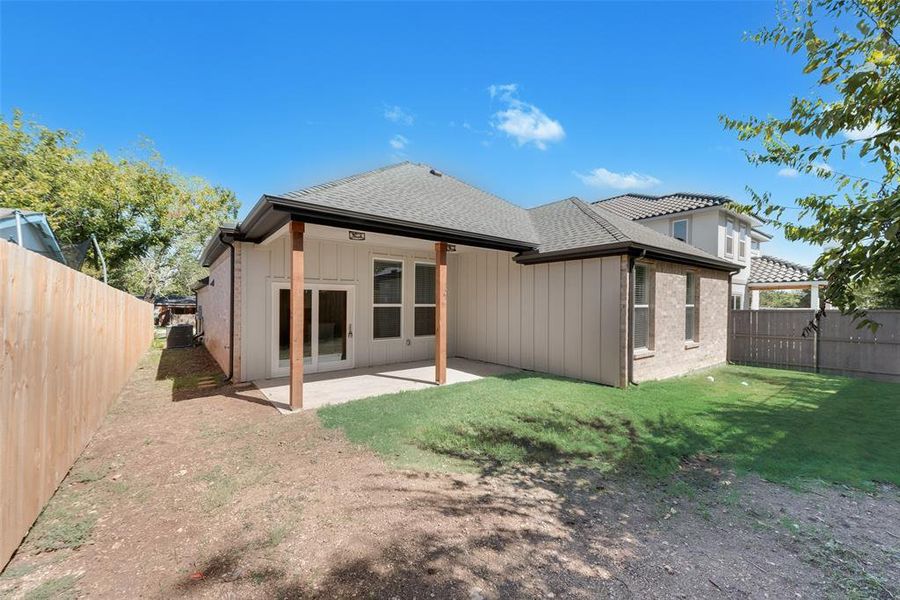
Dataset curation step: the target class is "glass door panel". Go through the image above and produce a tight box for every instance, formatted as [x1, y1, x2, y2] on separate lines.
[317, 290, 347, 365]
[277, 288, 312, 371]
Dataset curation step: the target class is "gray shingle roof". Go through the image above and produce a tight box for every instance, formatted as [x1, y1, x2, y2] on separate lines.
[277, 162, 539, 245]
[202, 164, 740, 271]
[594, 192, 732, 220]
[749, 255, 817, 284]
[521, 197, 738, 269]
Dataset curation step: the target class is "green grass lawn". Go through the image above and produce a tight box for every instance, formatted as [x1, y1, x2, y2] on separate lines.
[318, 365, 900, 488]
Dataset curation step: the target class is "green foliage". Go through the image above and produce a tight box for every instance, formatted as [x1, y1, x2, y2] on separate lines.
[721, 0, 900, 331]
[850, 272, 900, 308]
[0, 110, 238, 297]
[760, 289, 812, 308]
[318, 367, 900, 488]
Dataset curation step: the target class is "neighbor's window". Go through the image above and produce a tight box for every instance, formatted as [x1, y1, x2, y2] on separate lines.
[373, 259, 402, 339]
[685, 272, 699, 342]
[672, 219, 689, 243]
[633, 264, 652, 351]
[414, 262, 436, 336]
[738, 223, 749, 259]
[751, 239, 760, 252]
[725, 218, 735, 256]
[732, 294, 743, 310]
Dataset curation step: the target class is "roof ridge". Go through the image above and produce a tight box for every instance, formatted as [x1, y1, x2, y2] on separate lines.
[569, 197, 629, 242]
[281, 161, 411, 198]
[592, 192, 659, 204]
[427, 164, 531, 214]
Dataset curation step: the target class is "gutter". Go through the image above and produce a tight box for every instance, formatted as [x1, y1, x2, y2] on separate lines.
[515, 243, 740, 273]
[265, 197, 537, 252]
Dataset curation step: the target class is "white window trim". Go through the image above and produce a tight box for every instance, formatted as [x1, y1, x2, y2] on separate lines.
[738, 223, 749, 260]
[725, 217, 736, 257]
[633, 263, 654, 353]
[685, 271, 698, 343]
[672, 218, 690, 243]
[372, 256, 403, 341]
[732, 293, 743, 310]
[413, 260, 436, 338]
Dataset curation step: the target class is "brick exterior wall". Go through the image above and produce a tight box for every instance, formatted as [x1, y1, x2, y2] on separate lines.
[195, 243, 242, 379]
[632, 259, 729, 382]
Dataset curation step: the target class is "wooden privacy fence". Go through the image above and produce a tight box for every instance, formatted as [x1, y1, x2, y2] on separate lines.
[0, 240, 153, 567]
[729, 309, 900, 382]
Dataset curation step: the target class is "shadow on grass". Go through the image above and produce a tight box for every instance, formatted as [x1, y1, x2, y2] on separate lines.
[412, 369, 900, 487]
[155, 346, 274, 408]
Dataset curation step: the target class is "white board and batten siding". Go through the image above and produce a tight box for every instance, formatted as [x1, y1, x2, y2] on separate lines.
[238, 235, 452, 382]
[452, 250, 623, 387]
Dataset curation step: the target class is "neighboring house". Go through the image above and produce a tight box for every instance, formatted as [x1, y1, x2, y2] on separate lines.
[0, 208, 67, 265]
[196, 162, 739, 408]
[593, 193, 770, 309]
[747, 255, 826, 309]
[153, 295, 197, 328]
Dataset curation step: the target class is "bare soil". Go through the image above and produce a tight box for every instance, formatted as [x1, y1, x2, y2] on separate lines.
[1, 346, 897, 599]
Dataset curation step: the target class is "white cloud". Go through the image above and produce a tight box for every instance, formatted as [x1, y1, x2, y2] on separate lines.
[389, 134, 409, 150]
[574, 167, 661, 190]
[778, 167, 800, 178]
[488, 83, 565, 150]
[842, 122, 889, 141]
[384, 105, 414, 126]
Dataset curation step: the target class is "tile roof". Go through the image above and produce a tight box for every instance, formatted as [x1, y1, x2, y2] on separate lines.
[749, 255, 818, 284]
[593, 192, 732, 220]
[277, 162, 539, 245]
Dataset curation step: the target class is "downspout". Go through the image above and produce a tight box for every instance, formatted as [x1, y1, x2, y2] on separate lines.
[220, 233, 236, 383]
[627, 249, 647, 386]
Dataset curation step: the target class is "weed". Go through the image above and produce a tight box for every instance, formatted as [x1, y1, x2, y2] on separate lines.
[33, 514, 95, 552]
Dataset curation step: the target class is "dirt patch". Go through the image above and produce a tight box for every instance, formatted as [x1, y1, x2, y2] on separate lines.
[1, 347, 897, 598]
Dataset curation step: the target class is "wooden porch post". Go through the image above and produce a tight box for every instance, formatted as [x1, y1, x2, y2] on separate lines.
[435, 242, 448, 384]
[290, 221, 305, 410]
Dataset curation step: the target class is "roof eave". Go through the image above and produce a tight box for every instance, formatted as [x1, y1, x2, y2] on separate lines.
[262, 195, 537, 252]
[515, 242, 741, 272]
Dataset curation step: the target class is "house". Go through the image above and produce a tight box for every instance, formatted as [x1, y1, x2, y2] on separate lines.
[0, 208, 67, 265]
[195, 162, 739, 409]
[592, 193, 772, 310]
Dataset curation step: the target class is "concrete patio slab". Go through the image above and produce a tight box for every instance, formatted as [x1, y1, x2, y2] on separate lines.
[254, 357, 518, 413]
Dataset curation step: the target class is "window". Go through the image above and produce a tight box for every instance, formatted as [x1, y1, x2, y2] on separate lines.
[725, 218, 735, 256]
[672, 219, 689, 242]
[751, 239, 760, 253]
[732, 294, 743, 310]
[414, 262, 436, 336]
[738, 223, 749, 259]
[373, 259, 402, 339]
[685, 272, 699, 342]
[633, 264, 652, 351]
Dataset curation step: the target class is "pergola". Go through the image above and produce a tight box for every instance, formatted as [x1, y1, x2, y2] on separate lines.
[747, 255, 826, 310]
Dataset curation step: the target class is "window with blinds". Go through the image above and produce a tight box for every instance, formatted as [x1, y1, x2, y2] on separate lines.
[633, 264, 651, 351]
[685, 272, 698, 342]
[414, 263, 436, 336]
[725, 218, 735, 256]
[373, 259, 402, 339]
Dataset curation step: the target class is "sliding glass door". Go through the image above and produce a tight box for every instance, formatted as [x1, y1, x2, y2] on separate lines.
[272, 284, 354, 377]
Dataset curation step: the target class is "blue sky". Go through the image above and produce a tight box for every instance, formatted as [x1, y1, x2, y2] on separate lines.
[2, 1, 845, 264]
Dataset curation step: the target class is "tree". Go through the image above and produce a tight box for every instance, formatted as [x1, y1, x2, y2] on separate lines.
[0, 110, 238, 297]
[722, 0, 899, 331]
[759, 289, 812, 308]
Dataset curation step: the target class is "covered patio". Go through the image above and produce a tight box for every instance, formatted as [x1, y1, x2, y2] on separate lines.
[254, 357, 519, 412]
